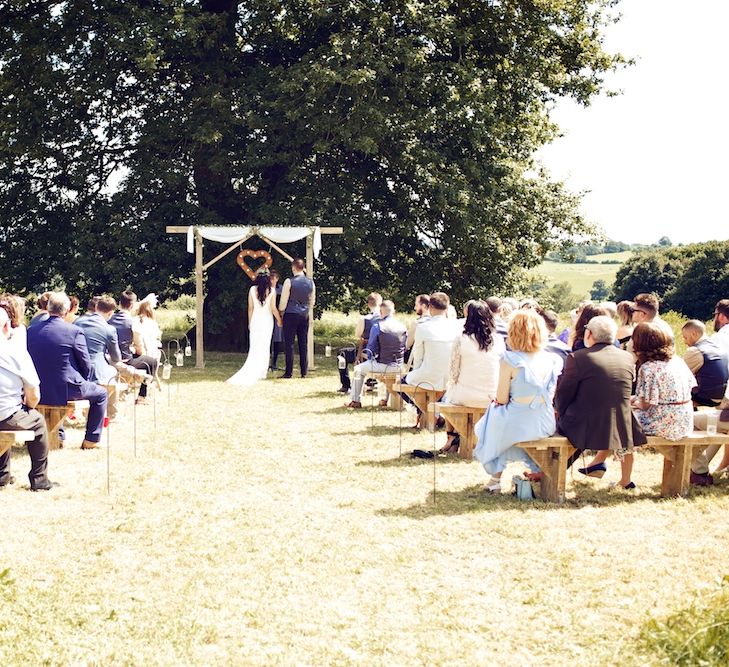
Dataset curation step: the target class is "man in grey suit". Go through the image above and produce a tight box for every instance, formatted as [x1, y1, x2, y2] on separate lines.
[554, 315, 647, 489]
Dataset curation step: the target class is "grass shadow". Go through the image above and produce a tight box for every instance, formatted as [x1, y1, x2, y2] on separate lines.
[334, 425, 418, 437]
[377, 477, 719, 519]
[356, 453, 467, 468]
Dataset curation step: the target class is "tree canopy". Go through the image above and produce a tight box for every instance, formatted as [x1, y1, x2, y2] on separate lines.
[612, 240, 729, 319]
[0, 0, 624, 343]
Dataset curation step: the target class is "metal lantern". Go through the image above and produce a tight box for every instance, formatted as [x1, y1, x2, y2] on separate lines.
[162, 362, 172, 380]
[325, 344, 332, 357]
[184, 335, 192, 357]
[175, 350, 184, 366]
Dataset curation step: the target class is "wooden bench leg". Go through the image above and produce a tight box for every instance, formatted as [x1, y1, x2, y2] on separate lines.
[660, 445, 692, 497]
[522, 446, 571, 503]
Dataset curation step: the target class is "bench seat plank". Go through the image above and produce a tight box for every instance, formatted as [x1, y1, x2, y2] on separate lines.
[37, 401, 91, 450]
[427, 403, 485, 459]
[365, 373, 404, 410]
[0, 430, 36, 456]
[391, 384, 445, 431]
[517, 432, 729, 503]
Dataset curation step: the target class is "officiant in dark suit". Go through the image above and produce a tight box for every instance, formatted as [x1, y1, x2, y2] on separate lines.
[27, 292, 107, 450]
[554, 315, 647, 489]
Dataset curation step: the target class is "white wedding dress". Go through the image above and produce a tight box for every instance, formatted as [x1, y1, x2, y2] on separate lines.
[227, 286, 275, 386]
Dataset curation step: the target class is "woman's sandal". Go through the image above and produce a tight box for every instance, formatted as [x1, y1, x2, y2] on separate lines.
[438, 432, 460, 455]
[577, 462, 607, 478]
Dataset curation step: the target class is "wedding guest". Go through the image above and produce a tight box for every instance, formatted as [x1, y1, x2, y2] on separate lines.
[631, 293, 674, 342]
[538, 308, 570, 362]
[555, 316, 647, 489]
[599, 301, 618, 320]
[28, 291, 51, 327]
[75, 296, 125, 421]
[108, 290, 157, 404]
[346, 300, 407, 408]
[631, 322, 695, 441]
[0, 307, 53, 490]
[402, 292, 460, 428]
[615, 300, 635, 349]
[682, 319, 729, 406]
[269, 269, 283, 371]
[485, 296, 508, 341]
[473, 310, 563, 493]
[712, 299, 729, 356]
[27, 291, 108, 450]
[405, 294, 431, 354]
[438, 301, 504, 454]
[337, 292, 381, 393]
[0, 293, 28, 352]
[570, 303, 609, 352]
[691, 299, 729, 481]
[64, 295, 80, 323]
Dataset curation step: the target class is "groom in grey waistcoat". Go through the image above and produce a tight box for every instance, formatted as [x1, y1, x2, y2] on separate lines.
[278, 258, 316, 378]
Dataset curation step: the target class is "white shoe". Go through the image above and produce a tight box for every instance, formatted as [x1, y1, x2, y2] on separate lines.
[713, 466, 729, 479]
[485, 477, 501, 494]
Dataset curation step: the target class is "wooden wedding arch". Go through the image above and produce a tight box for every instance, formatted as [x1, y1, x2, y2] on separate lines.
[167, 225, 343, 369]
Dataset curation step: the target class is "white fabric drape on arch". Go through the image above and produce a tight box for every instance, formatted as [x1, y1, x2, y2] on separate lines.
[186, 226, 322, 258]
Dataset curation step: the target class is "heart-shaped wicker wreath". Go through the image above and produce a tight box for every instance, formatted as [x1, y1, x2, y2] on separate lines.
[236, 249, 273, 281]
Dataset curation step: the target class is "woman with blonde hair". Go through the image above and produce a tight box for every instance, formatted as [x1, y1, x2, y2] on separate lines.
[473, 309, 564, 492]
[615, 300, 635, 349]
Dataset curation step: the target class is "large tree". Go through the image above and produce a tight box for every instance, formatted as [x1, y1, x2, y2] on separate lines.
[0, 0, 624, 345]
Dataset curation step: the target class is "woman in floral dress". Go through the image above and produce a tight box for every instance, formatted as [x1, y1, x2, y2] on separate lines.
[631, 322, 696, 440]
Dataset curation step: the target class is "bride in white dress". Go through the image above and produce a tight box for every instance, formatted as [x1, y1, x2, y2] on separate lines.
[227, 269, 282, 386]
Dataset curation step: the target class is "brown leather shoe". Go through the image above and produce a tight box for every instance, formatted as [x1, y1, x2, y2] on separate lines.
[345, 401, 362, 409]
[378, 399, 388, 407]
[81, 439, 99, 450]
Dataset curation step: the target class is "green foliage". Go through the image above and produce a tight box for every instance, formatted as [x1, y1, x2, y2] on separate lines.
[589, 279, 610, 301]
[521, 274, 581, 313]
[612, 241, 729, 319]
[640, 577, 729, 666]
[0, 0, 625, 347]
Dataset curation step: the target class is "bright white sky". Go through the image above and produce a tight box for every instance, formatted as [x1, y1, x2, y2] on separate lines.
[537, 0, 729, 245]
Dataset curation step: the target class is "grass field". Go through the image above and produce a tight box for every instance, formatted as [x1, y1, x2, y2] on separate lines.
[3, 353, 728, 665]
[532, 261, 625, 299]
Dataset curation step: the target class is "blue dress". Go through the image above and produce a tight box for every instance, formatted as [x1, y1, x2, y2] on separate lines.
[473, 350, 563, 475]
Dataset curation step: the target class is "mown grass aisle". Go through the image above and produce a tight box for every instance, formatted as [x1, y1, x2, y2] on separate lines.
[3, 353, 728, 665]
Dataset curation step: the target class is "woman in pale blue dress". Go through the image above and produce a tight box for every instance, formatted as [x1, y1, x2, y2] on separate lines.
[473, 309, 563, 492]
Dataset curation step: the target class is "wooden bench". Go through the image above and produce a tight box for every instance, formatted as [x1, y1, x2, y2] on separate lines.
[37, 400, 91, 450]
[391, 383, 445, 431]
[365, 372, 405, 409]
[426, 403, 485, 459]
[518, 431, 729, 503]
[0, 430, 35, 457]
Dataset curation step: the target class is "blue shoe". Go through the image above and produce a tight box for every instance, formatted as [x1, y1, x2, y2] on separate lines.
[577, 463, 607, 478]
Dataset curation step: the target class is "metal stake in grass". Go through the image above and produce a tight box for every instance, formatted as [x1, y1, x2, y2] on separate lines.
[414, 380, 438, 504]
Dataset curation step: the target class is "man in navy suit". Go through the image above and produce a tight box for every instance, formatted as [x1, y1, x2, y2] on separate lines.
[27, 292, 107, 450]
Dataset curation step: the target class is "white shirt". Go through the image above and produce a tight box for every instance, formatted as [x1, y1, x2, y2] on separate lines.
[0, 342, 40, 422]
[712, 323, 729, 357]
[712, 324, 729, 401]
[405, 315, 462, 390]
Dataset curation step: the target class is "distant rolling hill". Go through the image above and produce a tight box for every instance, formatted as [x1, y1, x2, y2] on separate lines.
[532, 252, 632, 298]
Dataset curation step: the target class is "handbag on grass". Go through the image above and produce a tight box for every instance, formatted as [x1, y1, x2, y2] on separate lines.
[512, 475, 535, 501]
